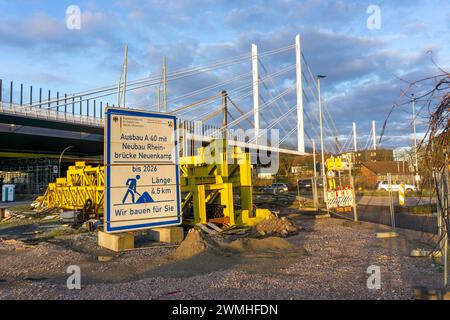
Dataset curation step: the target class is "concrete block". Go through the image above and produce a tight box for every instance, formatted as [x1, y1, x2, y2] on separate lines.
[98, 230, 134, 252]
[147, 227, 184, 244]
[61, 211, 76, 220]
[376, 231, 399, 238]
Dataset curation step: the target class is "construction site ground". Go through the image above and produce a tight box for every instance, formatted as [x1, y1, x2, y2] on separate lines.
[0, 200, 444, 300]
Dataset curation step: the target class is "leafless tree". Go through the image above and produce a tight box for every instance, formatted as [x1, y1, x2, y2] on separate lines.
[380, 64, 449, 285]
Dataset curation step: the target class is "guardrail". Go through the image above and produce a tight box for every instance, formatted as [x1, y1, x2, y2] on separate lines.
[0, 101, 104, 127]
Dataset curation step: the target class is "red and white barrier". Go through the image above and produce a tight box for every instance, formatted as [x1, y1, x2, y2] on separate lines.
[327, 187, 354, 209]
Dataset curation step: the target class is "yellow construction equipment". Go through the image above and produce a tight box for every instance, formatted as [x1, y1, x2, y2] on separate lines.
[35, 162, 104, 214]
[180, 139, 271, 227]
[35, 140, 270, 227]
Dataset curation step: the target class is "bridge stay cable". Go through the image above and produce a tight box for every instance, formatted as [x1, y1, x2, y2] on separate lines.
[27, 45, 296, 110]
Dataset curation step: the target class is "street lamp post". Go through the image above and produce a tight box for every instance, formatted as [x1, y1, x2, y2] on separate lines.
[317, 75, 328, 207]
[58, 146, 74, 178]
[312, 140, 319, 209]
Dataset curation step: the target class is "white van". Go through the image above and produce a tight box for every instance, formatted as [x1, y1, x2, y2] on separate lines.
[376, 181, 416, 192]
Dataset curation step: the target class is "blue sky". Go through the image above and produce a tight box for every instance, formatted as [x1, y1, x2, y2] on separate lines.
[0, 0, 449, 152]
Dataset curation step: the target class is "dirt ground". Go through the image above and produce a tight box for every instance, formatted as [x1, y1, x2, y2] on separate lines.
[0, 206, 445, 300]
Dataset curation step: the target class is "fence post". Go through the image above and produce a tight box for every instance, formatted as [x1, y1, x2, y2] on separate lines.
[20, 83, 23, 106]
[387, 173, 396, 229]
[9, 81, 13, 108]
[64, 93, 67, 115]
[349, 157, 358, 222]
[29, 86, 33, 106]
[48, 90, 51, 114]
[56, 91, 60, 113]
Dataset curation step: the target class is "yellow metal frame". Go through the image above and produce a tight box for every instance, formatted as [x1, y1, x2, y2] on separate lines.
[38, 162, 104, 212]
[180, 139, 270, 227]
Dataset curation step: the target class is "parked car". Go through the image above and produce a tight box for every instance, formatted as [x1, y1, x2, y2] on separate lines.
[262, 183, 289, 194]
[376, 180, 416, 192]
[297, 178, 324, 192]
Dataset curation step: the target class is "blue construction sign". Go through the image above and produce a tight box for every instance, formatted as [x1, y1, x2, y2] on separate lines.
[104, 108, 181, 233]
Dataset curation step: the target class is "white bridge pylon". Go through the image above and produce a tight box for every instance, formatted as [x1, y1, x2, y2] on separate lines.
[251, 34, 305, 154]
[295, 34, 305, 154]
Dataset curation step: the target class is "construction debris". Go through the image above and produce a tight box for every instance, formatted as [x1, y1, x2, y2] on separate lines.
[206, 222, 222, 233]
[97, 255, 113, 262]
[376, 231, 399, 238]
[410, 248, 442, 258]
[84, 219, 102, 232]
[1, 210, 12, 222]
[413, 287, 450, 300]
[0, 238, 34, 250]
[42, 214, 59, 221]
[195, 223, 218, 235]
[252, 213, 300, 237]
[1, 212, 28, 221]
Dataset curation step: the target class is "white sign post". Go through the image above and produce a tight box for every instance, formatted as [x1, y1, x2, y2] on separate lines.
[104, 108, 181, 233]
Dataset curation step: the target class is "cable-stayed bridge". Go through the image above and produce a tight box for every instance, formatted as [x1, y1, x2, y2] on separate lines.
[0, 35, 345, 159]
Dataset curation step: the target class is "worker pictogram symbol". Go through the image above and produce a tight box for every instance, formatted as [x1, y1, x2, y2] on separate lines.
[121, 174, 154, 205]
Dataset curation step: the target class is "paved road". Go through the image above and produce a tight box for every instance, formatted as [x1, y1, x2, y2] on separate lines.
[294, 192, 434, 207]
[357, 195, 435, 207]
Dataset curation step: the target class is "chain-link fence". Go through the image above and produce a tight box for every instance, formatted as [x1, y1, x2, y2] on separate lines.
[337, 172, 440, 234]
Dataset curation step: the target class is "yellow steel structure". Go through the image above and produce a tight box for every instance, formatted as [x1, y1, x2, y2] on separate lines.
[180, 139, 271, 227]
[36, 140, 270, 227]
[36, 162, 104, 212]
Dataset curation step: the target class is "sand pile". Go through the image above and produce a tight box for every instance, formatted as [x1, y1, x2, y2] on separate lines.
[172, 229, 222, 260]
[254, 213, 299, 237]
[226, 237, 293, 252]
[173, 229, 295, 260]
